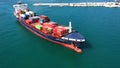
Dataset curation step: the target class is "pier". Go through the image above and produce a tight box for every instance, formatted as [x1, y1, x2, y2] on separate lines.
[33, 2, 120, 8]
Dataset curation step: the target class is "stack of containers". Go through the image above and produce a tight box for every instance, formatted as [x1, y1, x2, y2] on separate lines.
[52, 26, 69, 38]
[17, 10, 23, 20]
[25, 19, 32, 24]
[39, 15, 50, 24]
[26, 11, 34, 17]
[29, 16, 39, 23]
[42, 22, 58, 34]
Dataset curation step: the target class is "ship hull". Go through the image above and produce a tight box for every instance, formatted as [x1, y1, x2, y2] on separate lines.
[18, 19, 82, 53]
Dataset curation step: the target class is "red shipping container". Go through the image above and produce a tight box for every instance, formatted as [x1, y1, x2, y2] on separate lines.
[43, 22, 58, 28]
[53, 26, 68, 38]
[25, 19, 32, 24]
[42, 27, 52, 34]
[18, 17, 22, 20]
[39, 15, 50, 22]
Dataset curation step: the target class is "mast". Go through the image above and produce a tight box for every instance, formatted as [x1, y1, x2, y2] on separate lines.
[69, 21, 72, 33]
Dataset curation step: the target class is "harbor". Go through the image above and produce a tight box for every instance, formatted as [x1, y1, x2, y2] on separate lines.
[33, 2, 120, 8]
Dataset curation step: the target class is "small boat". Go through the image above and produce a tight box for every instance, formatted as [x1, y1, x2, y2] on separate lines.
[13, 2, 85, 53]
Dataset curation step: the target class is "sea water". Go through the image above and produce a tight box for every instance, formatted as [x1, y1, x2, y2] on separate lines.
[0, 0, 120, 68]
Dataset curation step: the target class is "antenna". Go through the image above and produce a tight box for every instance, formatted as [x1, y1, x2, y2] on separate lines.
[69, 21, 72, 33]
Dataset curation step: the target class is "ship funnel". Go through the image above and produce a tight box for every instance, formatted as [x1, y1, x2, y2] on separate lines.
[69, 21, 72, 33]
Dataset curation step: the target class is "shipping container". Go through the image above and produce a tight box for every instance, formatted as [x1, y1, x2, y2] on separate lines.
[39, 15, 50, 22]
[52, 26, 69, 38]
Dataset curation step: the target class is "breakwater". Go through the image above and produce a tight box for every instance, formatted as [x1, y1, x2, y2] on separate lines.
[33, 2, 120, 8]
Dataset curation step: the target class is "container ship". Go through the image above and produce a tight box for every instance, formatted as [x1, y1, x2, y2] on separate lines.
[13, 2, 85, 53]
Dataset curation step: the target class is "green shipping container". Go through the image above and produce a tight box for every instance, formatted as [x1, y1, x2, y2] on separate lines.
[35, 25, 42, 30]
[47, 28, 52, 32]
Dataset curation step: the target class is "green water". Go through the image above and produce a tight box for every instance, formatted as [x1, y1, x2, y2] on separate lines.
[0, 0, 120, 68]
